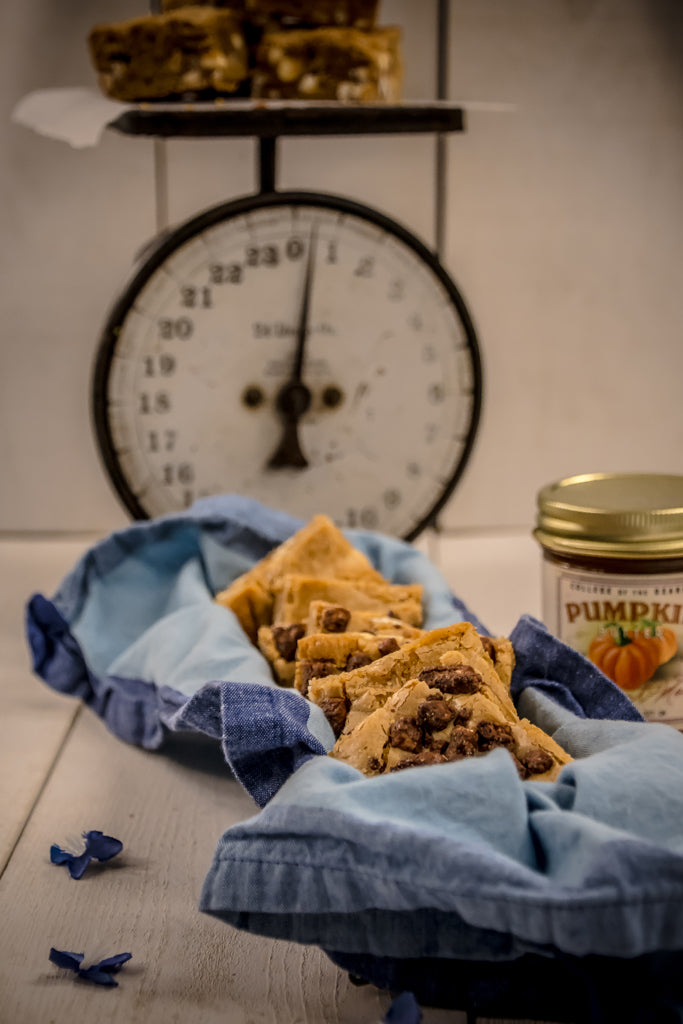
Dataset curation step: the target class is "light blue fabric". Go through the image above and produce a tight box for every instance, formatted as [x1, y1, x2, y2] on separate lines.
[201, 687, 683, 961]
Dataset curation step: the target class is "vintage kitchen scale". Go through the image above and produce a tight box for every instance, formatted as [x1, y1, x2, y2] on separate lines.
[92, 8, 482, 541]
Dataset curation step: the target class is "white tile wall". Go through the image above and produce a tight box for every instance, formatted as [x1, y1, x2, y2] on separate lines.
[1, 0, 681, 535]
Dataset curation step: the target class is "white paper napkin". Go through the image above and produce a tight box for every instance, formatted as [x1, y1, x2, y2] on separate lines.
[11, 87, 126, 148]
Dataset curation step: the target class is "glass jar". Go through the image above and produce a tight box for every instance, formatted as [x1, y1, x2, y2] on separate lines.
[534, 473, 683, 728]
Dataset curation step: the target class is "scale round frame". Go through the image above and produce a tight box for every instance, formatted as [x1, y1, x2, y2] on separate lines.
[92, 189, 483, 541]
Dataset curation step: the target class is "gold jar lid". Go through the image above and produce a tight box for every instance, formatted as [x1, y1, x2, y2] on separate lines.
[534, 472, 683, 559]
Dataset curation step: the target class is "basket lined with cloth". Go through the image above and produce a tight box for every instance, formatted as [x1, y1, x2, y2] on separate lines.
[25, 495, 683, 1023]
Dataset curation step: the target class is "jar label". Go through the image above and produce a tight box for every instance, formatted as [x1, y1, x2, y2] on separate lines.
[542, 562, 683, 727]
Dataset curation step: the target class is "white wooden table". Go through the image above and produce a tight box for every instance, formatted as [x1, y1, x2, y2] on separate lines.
[0, 530, 561, 1024]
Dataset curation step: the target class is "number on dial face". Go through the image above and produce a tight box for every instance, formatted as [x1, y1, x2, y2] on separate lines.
[94, 194, 481, 540]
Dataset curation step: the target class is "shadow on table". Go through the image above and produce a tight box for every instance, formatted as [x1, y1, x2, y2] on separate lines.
[160, 731, 234, 779]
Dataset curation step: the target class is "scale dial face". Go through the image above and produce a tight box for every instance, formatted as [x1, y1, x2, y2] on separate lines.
[93, 191, 482, 540]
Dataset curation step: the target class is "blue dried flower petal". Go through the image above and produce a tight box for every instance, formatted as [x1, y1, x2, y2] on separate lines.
[383, 991, 422, 1024]
[91, 952, 132, 973]
[50, 831, 123, 878]
[79, 952, 132, 987]
[83, 830, 123, 862]
[49, 846, 72, 866]
[67, 852, 92, 880]
[49, 948, 84, 973]
[49, 948, 132, 987]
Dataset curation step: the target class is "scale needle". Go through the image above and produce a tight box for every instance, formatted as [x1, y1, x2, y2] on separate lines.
[267, 224, 317, 470]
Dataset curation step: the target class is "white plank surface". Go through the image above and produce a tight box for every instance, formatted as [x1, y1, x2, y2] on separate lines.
[0, 698, 468, 1024]
[0, 539, 92, 871]
[0, 534, 559, 1024]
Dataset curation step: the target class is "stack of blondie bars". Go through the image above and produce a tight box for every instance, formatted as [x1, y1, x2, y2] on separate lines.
[87, 1, 402, 103]
[215, 515, 572, 780]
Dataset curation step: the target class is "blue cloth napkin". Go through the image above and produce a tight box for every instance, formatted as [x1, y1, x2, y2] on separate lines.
[25, 494, 683, 1020]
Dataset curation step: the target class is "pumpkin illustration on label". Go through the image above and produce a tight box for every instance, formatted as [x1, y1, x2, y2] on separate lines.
[588, 625, 657, 690]
[588, 621, 678, 691]
[637, 618, 678, 667]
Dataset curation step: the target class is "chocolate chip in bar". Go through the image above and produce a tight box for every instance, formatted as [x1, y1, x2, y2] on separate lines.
[480, 635, 497, 663]
[300, 658, 338, 692]
[416, 697, 456, 732]
[418, 664, 483, 695]
[376, 637, 400, 657]
[444, 725, 480, 761]
[321, 605, 352, 633]
[318, 696, 349, 737]
[391, 749, 446, 772]
[521, 748, 555, 777]
[476, 720, 514, 752]
[345, 651, 373, 671]
[271, 623, 305, 661]
[388, 717, 422, 753]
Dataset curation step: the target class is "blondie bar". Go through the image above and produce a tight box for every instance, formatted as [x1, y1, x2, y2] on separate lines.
[332, 676, 571, 781]
[251, 25, 402, 101]
[88, 7, 248, 101]
[215, 514, 385, 641]
[271, 574, 422, 627]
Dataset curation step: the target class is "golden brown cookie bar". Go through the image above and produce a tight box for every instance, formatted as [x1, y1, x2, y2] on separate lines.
[272, 574, 422, 627]
[258, 622, 412, 689]
[88, 8, 248, 102]
[215, 576, 273, 645]
[255, 515, 384, 586]
[304, 600, 424, 639]
[331, 677, 572, 781]
[251, 26, 403, 102]
[215, 514, 384, 640]
[308, 622, 517, 737]
[258, 586, 424, 687]
[383, 686, 570, 782]
[293, 630, 414, 700]
[259, 607, 420, 688]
